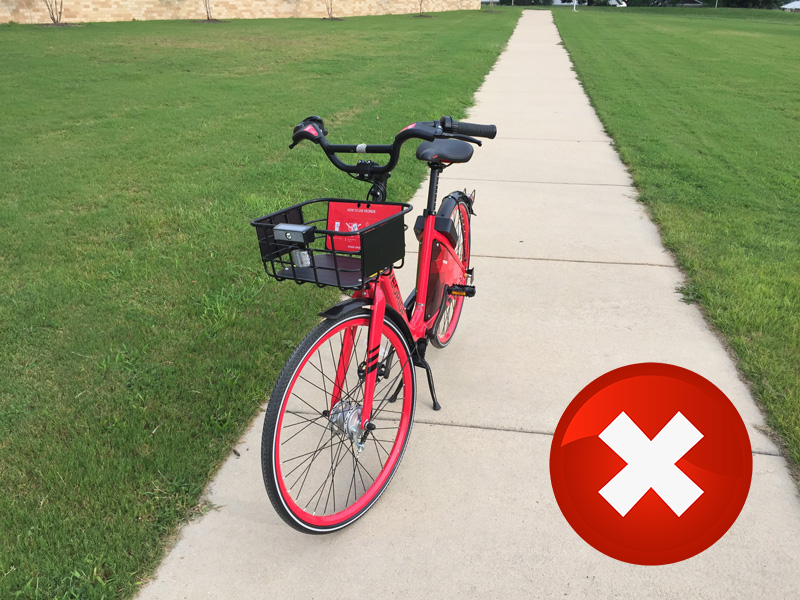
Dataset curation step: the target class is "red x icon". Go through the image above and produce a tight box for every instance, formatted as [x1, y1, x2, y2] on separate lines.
[550, 363, 752, 565]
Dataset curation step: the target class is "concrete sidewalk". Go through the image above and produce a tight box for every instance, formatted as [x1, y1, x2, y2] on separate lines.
[137, 11, 800, 599]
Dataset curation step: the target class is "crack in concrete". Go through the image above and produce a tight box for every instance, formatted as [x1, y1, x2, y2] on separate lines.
[471, 254, 675, 268]
[413, 419, 782, 457]
[442, 177, 632, 187]
[404, 250, 674, 269]
[414, 418, 554, 437]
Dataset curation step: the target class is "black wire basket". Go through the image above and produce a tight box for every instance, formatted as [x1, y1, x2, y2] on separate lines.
[252, 198, 412, 290]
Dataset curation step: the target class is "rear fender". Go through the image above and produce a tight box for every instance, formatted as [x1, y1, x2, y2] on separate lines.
[439, 190, 474, 217]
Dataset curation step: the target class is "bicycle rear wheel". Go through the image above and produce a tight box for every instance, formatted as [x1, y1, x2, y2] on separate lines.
[430, 196, 471, 348]
[262, 309, 416, 533]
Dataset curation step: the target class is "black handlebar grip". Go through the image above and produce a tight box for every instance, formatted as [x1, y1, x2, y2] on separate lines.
[453, 121, 497, 139]
[440, 116, 497, 139]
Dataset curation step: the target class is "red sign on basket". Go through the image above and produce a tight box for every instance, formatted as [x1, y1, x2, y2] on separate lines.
[326, 202, 400, 252]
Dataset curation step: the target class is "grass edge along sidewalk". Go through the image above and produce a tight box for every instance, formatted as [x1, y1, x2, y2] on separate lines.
[0, 10, 522, 599]
[552, 7, 800, 463]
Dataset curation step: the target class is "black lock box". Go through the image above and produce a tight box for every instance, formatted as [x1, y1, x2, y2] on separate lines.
[273, 223, 317, 245]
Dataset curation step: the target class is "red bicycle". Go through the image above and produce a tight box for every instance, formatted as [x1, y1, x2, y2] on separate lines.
[252, 115, 496, 533]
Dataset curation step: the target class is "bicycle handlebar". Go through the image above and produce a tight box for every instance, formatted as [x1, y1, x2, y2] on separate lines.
[440, 116, 497, 140]
[288, 115, 496, 177]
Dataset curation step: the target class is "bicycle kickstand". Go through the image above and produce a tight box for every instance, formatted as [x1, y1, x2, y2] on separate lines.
[413, 339, 441, 411]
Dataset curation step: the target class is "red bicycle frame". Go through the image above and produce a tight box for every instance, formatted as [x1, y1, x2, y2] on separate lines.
[330, 168, 469, 430]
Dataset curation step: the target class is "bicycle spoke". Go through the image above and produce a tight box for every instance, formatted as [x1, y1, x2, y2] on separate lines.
[298, 434, 347, 513]
[341, 326, 364, 405]
[282, 415, 326, 428]
[281, 415, 326, 445]
[306, 351, 345, 397]
[290, 388, 328, 416]
[325, 428, 337, 515]
[369, 432, 394, 461]
[377, 352, 410, 395]
[371, 357, 410, 421]
[297, 370, 363, 408]
[315, 350, 329, 399]
[337, 330, 355, 403]
[372, 436, 385, 470]
[281, 437, 344, 471]
[313, 432, 352, 510]
[296, 373, 336, 401]
[288, 422, 331, 496]
[283, 410, 328, 430]
[353, 452, 376, 483]
[355, 455, 372, 497]
[266, 311, 415, 528]
[295, 330, 361, 410]
[347, 443, 357, 507]
[309, 431, 349, 514]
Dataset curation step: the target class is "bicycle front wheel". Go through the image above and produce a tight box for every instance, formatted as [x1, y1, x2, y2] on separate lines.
[431, 196, 471, 348]
[262, 309, 416, 533]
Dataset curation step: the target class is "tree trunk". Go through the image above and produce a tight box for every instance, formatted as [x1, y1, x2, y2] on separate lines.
[43, 0, 64, 24]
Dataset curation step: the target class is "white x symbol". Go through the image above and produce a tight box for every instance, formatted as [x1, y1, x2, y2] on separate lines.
[599, 411, 703, 517]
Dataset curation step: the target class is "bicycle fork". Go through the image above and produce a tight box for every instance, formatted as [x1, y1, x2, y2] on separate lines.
[360, 285, 387, 434]
[326, 287, 386, 452]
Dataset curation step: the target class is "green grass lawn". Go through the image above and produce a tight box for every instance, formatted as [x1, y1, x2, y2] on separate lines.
[0, 11, 520, 598]
[552, 8, 800, 459]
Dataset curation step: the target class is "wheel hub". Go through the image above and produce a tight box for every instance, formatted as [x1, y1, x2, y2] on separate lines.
[328, 402, 364, 448]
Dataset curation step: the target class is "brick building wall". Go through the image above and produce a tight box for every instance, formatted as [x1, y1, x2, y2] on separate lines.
[1, 0, 479, 24]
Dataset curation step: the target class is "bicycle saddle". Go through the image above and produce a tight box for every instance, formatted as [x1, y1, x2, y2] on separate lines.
[416, 139, 474, 164]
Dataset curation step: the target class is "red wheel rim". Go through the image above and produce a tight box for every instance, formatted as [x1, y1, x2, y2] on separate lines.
[272, 315, 414, 529]
[435, 202, 470, 345]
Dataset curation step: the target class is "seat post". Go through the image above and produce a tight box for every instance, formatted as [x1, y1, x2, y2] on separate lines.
[426, 165, 442, 215]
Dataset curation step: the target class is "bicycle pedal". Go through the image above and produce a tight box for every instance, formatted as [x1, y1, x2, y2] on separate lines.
[465, 268, 474, 286]
[449, 284, 475, 298]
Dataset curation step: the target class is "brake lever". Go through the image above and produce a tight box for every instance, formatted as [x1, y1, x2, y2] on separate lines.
[289, 117, 329, 150]
[442, 133, 482, 147]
